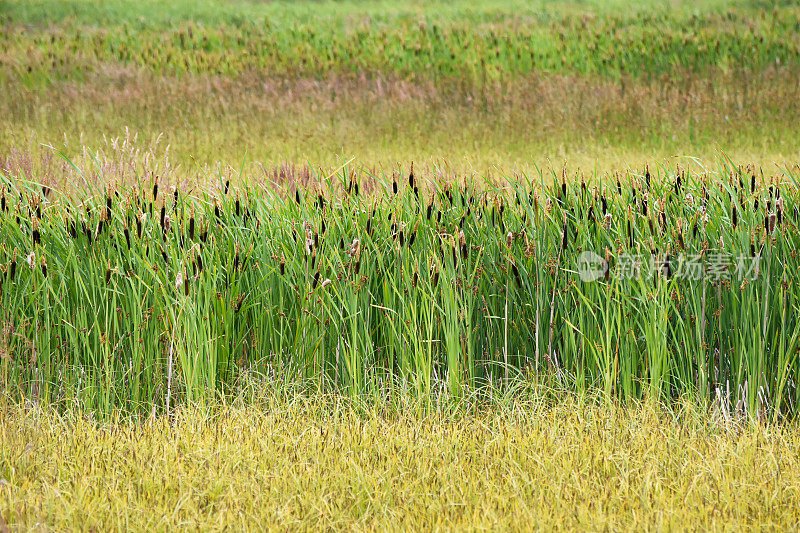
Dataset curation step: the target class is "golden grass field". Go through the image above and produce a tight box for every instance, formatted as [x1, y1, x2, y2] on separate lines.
[2, 394, 800, 531]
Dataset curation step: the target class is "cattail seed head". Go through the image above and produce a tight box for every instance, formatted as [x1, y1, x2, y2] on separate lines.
[9, 254, 16, 282]
[32, 219, 40, 246]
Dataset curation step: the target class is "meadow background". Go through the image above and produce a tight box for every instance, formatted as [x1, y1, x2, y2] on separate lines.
[2, 0, 800, 173]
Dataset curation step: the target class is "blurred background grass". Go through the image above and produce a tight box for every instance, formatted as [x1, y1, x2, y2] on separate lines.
[1, 0, 798, 174]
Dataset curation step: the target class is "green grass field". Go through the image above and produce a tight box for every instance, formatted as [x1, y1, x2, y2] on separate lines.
[2, 0, 800, 530]
[2, 0, 800, 171]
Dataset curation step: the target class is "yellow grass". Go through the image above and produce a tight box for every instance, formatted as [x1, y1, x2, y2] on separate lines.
[2, 394, 799, 531]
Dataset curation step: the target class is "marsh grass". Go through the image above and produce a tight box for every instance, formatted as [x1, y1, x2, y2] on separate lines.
[1, 148, 799, 422]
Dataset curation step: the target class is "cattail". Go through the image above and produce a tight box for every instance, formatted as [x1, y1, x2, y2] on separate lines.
[1, 190, 5, 212]
[645, 166, 651, 189]
[153, 180, 159, 201]
[732, 204, 738, 228]
[160, 205, 166, 230]
[751, 174, 756, 193]
[32, 219, 40, 246]
[601, 196, 607, 214]
[26, 251, 36, 270]
[432, 270, 439, 288]
[189, 208, 195, 240]
[279, 259, 285, 276]
[768, 213, 777, 234]
[235, 197, 241, 217]
[409, 163, 415, 188]
[392, 179, 398, 194]
[123, 226, 131, 249]
[511, 262, 521, 288]
[196, 253, 203, 274]
[160, 245, 168, 264]
[105, 262, 112, 285]
[106, 195, 112, 220]
[312, 270, 320, 289]
[138, 212, 145, 238]
[175, 270, 184, 291]
[426, 202, 433, 221]
[295, 189, 301, 205]
[408, 231, 417, 248]
[9, 250, 16, 282]
[233, 243, 241, 271]
[561, 224, 568, 250]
